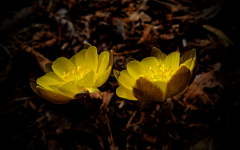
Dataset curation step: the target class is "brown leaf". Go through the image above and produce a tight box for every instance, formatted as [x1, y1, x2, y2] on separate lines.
[203, 24, 234, 47]
[100, 91, 115, 106]
[128, 11, 152, 22]
[24, 46, 51, 73]
[183, 83, 214, 105]
[159, 33, 175, 40]
[137, 25, 153, 44]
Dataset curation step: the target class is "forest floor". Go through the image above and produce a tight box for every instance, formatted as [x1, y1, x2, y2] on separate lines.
[1, 0, 240, 149]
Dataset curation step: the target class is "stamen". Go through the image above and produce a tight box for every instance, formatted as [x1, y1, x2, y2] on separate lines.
[147, 63, 173, 82]
[61, 64, 92, 81]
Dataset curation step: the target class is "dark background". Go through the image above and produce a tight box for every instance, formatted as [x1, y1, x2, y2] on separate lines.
[1, 0, 240, 149]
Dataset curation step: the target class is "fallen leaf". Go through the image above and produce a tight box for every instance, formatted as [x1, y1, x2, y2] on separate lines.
[203, 24, 234, 47]
[137, 24, 153, 44]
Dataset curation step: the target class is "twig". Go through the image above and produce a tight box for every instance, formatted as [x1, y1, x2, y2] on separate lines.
[126, 110, 137, 128]
[114, 49, 141, 55]
[98, 119, 111, 150]
[105, 114, 115, 150]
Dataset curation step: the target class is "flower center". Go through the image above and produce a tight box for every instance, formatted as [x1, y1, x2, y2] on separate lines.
[147, 64, 173, 81]
[62, 64, 92, 81]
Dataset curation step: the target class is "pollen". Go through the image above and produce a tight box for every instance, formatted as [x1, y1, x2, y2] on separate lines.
[148, 63, 173, 81]
[62, 64, 92, 81]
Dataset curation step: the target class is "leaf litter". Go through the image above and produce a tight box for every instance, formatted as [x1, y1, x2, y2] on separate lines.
[0, 0, 240, 149]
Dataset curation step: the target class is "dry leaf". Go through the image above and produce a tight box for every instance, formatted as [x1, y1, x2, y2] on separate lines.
[24, 46, 51, 73]
[128, 11, 152, 22]
[137, 25, 152, 44]
[203, 24, 234, 47]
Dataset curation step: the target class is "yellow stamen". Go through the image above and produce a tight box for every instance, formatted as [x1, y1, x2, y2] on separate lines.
[146, 63, 173, 81]
[62, 64, 92, 81]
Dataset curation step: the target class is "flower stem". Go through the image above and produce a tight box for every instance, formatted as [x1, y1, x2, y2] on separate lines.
[155, 102, 171, 149]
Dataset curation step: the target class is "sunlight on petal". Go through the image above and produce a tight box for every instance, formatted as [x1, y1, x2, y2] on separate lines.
[190, 58, 196, 73]
[69, 54, 76, 66]
[52, 57, 75, 81]
[164, 52, 180, 72]
[77, 70, 95, 89]
[127, 60, 147, 79]
[182, 58, 192, 69]
[94, 66, 112, 87]
[118, 70, 135, 90]
[98, 51, 109, 76]
[37, 72, 62, 90]
[116, 85, 137, 100]
[141, 57, 159, 72]
[85, 46, 98, 72]
[58, 80, 79, 98]
[36, 86, 73, 104]
[75, 49, 87, 67]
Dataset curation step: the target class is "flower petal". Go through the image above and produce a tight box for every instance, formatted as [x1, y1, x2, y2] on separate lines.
[118, 70, 135, 90]
[133, 76, 165, 102]
[30, 82, 38, 95]
[164, 52, 180, 72]
[113, 69, 120, 80]
[69, 54, 76, 66]
[174, 86, 188, 97]
[58, 80, 79, 98]
[151, 47, 166, 64]
[165, 64, 191, 98]
[97, 51, 109, 76]
[94, 50, 113, 87]
[36, 86, 73, 104]
[116, 85, 137, 100]
[75, 49, 87, 67]
[180, 49, 196, 64]
[44, 63, 53, 73]
[141, 57, 159, 72]
[83, 42, 92, 49]
[182, 58, 192, 69]
[94, 66, 112, 87]
[77, 70, 95, 89]
[127, 60, 147, 79]
[85, 46, 98, 72]
[36, 72, 62, 90]
[52, 57, 75, 81]
[190, 57, 196, 73]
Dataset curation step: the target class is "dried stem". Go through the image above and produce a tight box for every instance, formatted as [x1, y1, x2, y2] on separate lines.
[105, 113, 115, 150]
[98, 119, 111, 150]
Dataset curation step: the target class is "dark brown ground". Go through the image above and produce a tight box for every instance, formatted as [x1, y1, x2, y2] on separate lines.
[1, 0, 240, 150]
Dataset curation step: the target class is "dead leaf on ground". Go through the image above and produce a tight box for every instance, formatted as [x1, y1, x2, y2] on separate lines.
[128, 11, 152, 22]
[203, 24, 234, 47]
[137, 24, 153, 44]
[23, 45, 51, 73]
[160, 32, 175, 40]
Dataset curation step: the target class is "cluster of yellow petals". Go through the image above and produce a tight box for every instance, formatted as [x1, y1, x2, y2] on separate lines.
[114, 47, 196, 102]
[31, 44, 113, 104]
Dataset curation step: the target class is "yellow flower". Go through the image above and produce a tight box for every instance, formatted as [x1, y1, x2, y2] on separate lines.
[114, 47, 196, 102]
[31, 44, 113, 104]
